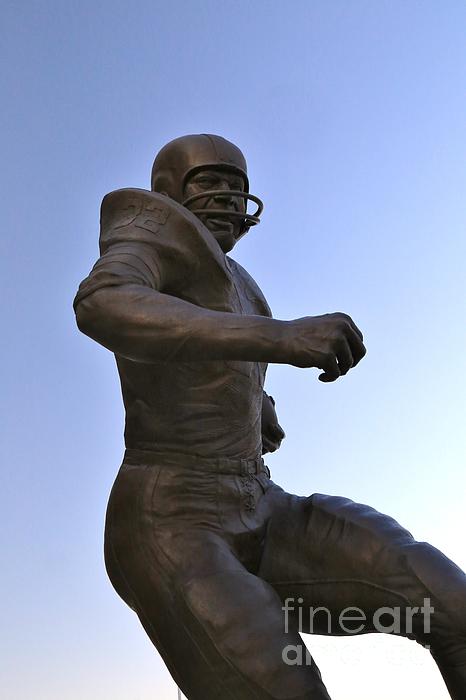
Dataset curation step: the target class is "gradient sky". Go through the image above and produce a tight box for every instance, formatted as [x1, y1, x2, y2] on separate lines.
[2, 2, 465, 699]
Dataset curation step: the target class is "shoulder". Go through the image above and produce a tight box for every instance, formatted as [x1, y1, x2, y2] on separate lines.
[99, 188, 228, 292]
[226, 257, 272, 318]
[100, 188, 207, 256]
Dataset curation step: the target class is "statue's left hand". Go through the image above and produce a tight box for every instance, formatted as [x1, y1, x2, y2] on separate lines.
[261, 392, 285, 454]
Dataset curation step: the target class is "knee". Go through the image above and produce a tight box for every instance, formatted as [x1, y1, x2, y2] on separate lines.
[402, 541, 466, 634]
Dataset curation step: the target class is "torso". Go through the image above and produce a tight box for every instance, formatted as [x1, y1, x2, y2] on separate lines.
[117, 256, 271, 459]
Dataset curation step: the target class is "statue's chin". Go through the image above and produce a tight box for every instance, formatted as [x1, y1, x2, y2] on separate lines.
[191, 212, 239, 252]
[212, 230, 236, 253]
[202, 219, 237, 253]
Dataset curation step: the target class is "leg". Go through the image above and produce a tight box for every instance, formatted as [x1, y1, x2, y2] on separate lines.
[258, 489, 466, 699]
[104, 463, 332, 700]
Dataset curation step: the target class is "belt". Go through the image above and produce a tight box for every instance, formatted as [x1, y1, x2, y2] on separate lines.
[123, 448, 270, 478]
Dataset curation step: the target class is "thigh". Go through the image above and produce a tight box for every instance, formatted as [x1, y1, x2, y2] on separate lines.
[259, 490, 466, 642]
[105, 464, 331, 700]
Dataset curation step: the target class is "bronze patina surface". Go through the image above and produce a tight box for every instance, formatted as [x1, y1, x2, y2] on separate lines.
[74, 134, 466, 699]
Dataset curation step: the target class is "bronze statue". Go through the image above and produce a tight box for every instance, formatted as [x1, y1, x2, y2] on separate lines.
[74, 134, 466, 699]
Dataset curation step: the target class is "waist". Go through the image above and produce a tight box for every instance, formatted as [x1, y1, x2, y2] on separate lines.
[123, 448, 270, 477]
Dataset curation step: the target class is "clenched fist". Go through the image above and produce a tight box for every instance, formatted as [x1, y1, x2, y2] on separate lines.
[284, 312, 366, 382]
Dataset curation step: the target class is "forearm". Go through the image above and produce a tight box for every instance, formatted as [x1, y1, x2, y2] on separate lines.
[75, 284, 289, 364]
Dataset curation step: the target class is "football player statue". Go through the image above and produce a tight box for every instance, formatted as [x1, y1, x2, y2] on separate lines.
[74, 134, 466, 699]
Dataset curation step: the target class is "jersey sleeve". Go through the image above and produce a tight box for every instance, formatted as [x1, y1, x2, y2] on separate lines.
[73, 241, 163, 310]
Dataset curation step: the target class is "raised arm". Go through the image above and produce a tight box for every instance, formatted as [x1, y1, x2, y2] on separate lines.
[75, 280, 289, 365]
[74, 188, 365, 380]
[75, 277, 364, 381]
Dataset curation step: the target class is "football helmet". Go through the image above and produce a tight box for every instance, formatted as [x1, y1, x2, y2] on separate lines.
[151, 134, 263, 238]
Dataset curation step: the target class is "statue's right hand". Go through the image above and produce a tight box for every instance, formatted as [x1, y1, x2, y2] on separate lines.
[284, 313, 366, 382]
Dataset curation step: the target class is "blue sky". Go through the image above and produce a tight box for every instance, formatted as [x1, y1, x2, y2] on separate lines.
[1, 2, 465, 698]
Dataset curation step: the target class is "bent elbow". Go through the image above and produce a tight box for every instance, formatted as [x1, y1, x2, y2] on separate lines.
[75, 299, 93, 336]
[74, 298, 96, 336]
[74, 290, 111, 343]
[74, 287, 135, 356]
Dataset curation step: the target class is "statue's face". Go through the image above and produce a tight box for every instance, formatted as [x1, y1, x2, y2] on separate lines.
[183, 168, 246, 253]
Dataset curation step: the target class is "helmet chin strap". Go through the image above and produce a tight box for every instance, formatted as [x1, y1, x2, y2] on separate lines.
[181, 190, 264, 235]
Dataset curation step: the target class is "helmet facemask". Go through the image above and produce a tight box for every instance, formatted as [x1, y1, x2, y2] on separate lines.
[181, 166, 263, 247]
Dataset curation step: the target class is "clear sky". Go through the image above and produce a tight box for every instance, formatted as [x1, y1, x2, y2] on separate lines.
[1, 1, 465, 699]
